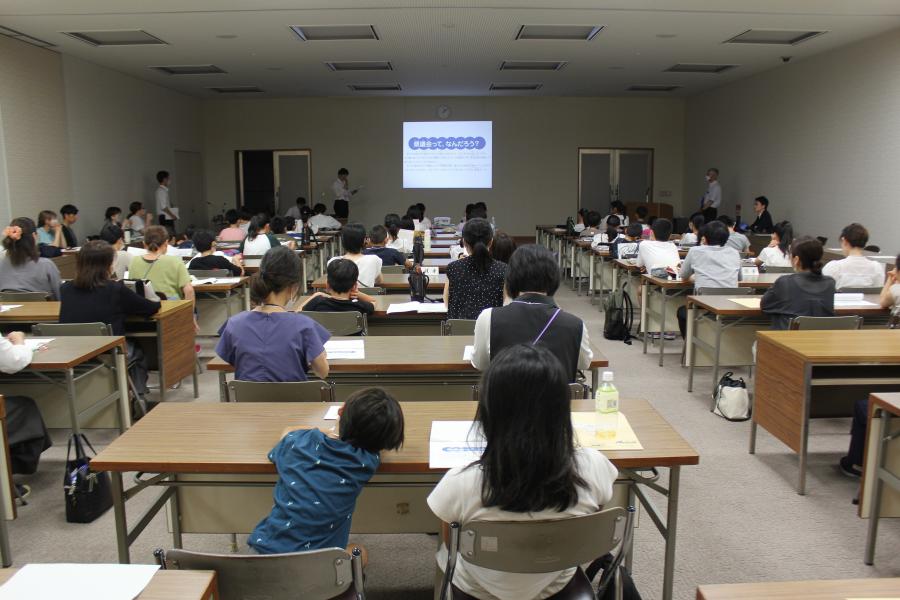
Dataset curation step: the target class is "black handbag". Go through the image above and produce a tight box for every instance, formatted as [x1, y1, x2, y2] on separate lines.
[64, 433, 113, 523]
[409, 270, 430, 302]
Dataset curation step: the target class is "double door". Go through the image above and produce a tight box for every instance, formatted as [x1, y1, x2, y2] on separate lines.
[578, 148, 653, 214]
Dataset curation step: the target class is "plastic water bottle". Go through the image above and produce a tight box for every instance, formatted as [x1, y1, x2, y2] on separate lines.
[424, 232, 432, 251]
[490, 216, 496, 230]
[595, 371, 619, 439]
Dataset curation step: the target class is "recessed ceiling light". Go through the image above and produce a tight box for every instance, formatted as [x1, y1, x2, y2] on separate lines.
[150, 64, 227, 75]
[62, 29, 167, 46]
[348, 83, 401, 91]
[208, 86, 264, 94]
[500, 60, 567, 71]
[216, 34, 238, 39]
[326, 61, 393, 72]
[490, 82, 543, 91]
[608, 66, 625, 70]
[665, 63, 737, 74]
[290, 25, 378, 41]
[516, 25, 603, 41]
[0, 25, 55, 48]
[267, 66, 283, 71]
[724, 29, 826, 45]
[627, 84, 681, 92]
[656, 33, 678, 39]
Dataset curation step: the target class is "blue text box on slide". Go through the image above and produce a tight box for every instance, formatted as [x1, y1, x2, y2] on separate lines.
[403, 121, 492, 189]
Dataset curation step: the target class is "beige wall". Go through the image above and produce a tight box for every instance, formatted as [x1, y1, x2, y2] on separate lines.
[62, 55, 203, 237]
[0, 36, 71, 227]
[202, 96, 685, 236]
[684, 27, 900, 255]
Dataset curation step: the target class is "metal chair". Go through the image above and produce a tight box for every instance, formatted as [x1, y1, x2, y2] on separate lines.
[695, 287, 753, 296]
[472, 383, 587, 402]
[303, 311, 367, 336]
[358, 287, 385, 296]
[189, 269, 232, 278]
[441, 319, 476, 336]
[382, 265, 405, 274]
[439, 507, 635, 600]
[837, 287, 883, 295]
[789, 315, 863, 330]
[760, 266, 794, 273]
[227, 380, 334, 403]
[0, 291, 50, 302]
[154, 546, 365, 600]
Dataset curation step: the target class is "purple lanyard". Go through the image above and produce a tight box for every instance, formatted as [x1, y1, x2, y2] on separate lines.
[533, 308, 562, 345]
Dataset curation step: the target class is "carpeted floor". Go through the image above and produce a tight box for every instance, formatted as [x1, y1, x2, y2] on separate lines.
[6, 282, 900, 599]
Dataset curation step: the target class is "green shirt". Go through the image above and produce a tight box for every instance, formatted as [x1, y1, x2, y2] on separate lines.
[128, 255, 190, 300]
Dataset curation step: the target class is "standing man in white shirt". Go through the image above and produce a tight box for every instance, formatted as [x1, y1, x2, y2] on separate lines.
[332, 167, 358, 219]
[701, 167, 721, 223]
[155, 170, 177, 232]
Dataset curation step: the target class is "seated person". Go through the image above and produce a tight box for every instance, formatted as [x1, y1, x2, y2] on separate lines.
[36, 210, 64, 249]
[101, 206, 122, 239]
[879, 254, 900, 309]
[328, 223, 383, 288]
[676, 220, 742, 338]
[218, 209, 247, 242]
[602, 200, 630, 227]
[187, 230, 244, 276]
[636, 218, 679, 272]
[249, 388, 404, 555]
[364, 224, 406, 266]
[308, 203, 342, 233]
[611, 223, 643, 259]
[822, 223, 886, 289]
[490, 231, 517, 264]
[429, 344, 616, 600]
[241, 214, 292, 256]
[126, 202, 152, 235]
[579, 210, 602, 238]
[127, 226, 195, 302]
[719, 215, 750, 254]
[60, 204, 79, 248]
[748, 196, 774, 234]
[0, 218, 61, 299]
[573, 208, 587, 233]
[417, 203, 432, 231]
[98, 224, 131, 281]
[680, 213, 704, 246]
[755, 221, 793, 268]
[383, 214, 410, 253]
[472, 244, 591, 382]
[299, 258, 376, 322]
[635, 206, 651, 238]
[761, 237, 835, 330]
[270, 216, 288, 235]
[171, 229, 193, 250]
[457, 203, 475, 234]
[216, 246, 330, 382]
[444, 218, 507, 320]
[590, 215, 620, 247]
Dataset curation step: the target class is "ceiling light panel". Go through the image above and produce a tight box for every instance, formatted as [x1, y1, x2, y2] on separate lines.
[490, 82, 543, 91]
[63, 29, 167, 46]
[665, 63, 737, 74]
[516, 25, 603, 41]
[500, 60, 567, 71]
[0, 25, 56, 47]
[724, 29, 826, 45]
[208, 86, 264, 94]
[326, 61, 393, 71]
[151, 65, 227, 75]
[290, 25, 378, 41]
[627, 85, 681, 92]
[348, 83, 401, 91]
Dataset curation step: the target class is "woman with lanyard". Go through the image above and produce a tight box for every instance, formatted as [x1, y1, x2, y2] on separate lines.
[470, 244, 593, 382]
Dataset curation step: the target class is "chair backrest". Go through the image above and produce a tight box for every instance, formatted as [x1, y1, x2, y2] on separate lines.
[0, 291, 50, 302]
[761, 266, 794, 273]
[158, 547, 363, 600]
[473, 383, 587, 402]
[32, 322, 111, 336]
[695, 287, 753, 296]
[836, 287, 883, 295]
[382, 265, 405, 274]
[357, 286, 385, 296]
[441, 319, 477, 336]
[302, 311, 367, 336]
[189, 269, 232, 278]
[789, 315, 863, 331]
[864, 245, 881, 253]
[228, 380, 334, 403]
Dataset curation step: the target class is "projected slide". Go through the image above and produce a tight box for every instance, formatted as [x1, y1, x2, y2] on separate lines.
[403, 121, 492, 188]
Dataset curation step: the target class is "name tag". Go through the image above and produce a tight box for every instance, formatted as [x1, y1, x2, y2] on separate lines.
[741, 266, 759, 279]
[421, 266, 440, 277]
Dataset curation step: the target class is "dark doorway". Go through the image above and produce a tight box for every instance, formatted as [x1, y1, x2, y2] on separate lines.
[239, 151, 275, 215]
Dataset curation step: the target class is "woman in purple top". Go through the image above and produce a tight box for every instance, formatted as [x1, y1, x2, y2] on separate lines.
[216, 246, 330, 382]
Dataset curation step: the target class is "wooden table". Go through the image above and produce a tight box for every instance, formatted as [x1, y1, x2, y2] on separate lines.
[863, 392, 900, 565]
[0, 568, 218, 599]
[92, 398, 697, 600]
[0, 301, 196, 402]
[311, 273, 447, 293]
[421, 257, 452, 272]
[751, 330, 900, 494]
[686, 294, 888, 397]
[697, 578, 900, 599]
[207, 335, 609, 401]
[296, 295, 445, 336]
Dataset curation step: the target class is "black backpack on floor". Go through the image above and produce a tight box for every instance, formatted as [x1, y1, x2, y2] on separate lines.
[603, 282, 634, 344]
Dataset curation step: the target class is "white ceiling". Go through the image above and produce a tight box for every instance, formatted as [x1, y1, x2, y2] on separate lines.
[2, 1, 900, 98]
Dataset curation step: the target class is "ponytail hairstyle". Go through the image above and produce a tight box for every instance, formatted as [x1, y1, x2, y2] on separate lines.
[462, 217, 494, 273]
[249, 245, 301, 305]
[605, 214, 621, 240]
[773, 221, 793, 257]
[3, 217, 39, 266]
[384, 214, 401, 240]
[791, 236, 824, 275]
[142, 225, 169, 252]
[247, 213, 270, 241]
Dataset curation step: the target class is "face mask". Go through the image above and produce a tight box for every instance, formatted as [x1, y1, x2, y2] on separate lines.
[704, 175, 711, 182]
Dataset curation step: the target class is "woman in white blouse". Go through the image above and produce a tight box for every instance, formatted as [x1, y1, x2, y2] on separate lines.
[755, 221, 794, 268]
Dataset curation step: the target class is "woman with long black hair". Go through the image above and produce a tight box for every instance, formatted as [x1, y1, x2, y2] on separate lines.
[443, 217, 507, 319]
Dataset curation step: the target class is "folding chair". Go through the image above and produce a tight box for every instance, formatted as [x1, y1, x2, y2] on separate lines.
[472, 383, 587, 402]
[381, 265, 405, 274]
[303, 311, 367, 336]
[441, 319, 476, 336]
[760, 266, 794, 273]
[789, 315, 863, 330]
[358, 287, 385, 296]
[0, 291, 49, 302]
[227, 380, 334, 403]
[189, 269, 233, 278]
[836, 287, 883, 295]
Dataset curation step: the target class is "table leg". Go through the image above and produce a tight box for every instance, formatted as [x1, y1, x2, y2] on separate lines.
[114, 348, 132, 432]
[319, 245, 325, 277]
[225, 291, 233, 320]
[65, 368, 80, 435]
[710, 315, 724, 399]
[749, 419, 758, 454]
[218, 371, 228, 402]
[797, 365, 813, 495]
[301, 256, 308, 295]
[865, 410, 889, 564]
[686, 305, 697, 391]
[111, 472, 130, 563]
[641, 282, 649, 354]
[662, 465, 681, 600]
[0, 456, 10, 567]
[590, 367, 599, 396]
[170, 475, 183, 549]
[658, 290, 667, 367]
[588, 253, 595, 301]
[243, 284, 251, 311]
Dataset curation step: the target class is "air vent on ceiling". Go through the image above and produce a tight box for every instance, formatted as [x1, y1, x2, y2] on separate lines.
[724, 29, 825, 45]
[208, 86, 264, 94]
[516, 25, 603, 41]
[326, 61, 392, 71]
[151, 64, 227, 75]
[627, 84, 681, 92]
[290, 25, 378, 41]
[348, 83, 401, 91]
[62, 29, 167, 46]
[665, 63, 737, 74]
[500, 60, 567, 71]
[490, 82, 543, 91]
[0, 25, 56, 48]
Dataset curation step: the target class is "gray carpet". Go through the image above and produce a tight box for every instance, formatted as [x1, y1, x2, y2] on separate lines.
[6, 283, 900, 599]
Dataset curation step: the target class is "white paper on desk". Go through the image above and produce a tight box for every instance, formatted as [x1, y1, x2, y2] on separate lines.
[834, 293, 864, 302]
[126, 246, 148, 257]
[387, 301, 421, 314]
[213, 277, 241, 284]
[0, 563, 159, 600]
[0, 304, 22, 313]
[429, 421, 486, 468]
[421, 266, 440, 277]
[24, 338, 54, 350]
[835, 300, 879, 308]
[324, 339, 365, 360]
[191, 277, 216, 285]
[417, 302, 447, 314]
[571, 412, 643, 451]
[463, 345, 474, 361]
[323, 405, 343, 420]
[168, 247, 194, 258]
[730, 297, 761, 309]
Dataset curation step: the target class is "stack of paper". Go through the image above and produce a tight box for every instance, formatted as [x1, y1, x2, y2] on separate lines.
[324, 339, 365, 359]
[463, 345, 474, 361]
[386, 302, 447, 314]
[834, 292, 878, 307]
[323, 405, 342, 420]
[0, 304, 22, 313]
[730, 298, 762, 309]
[571, 412, 644, 451]
[0, 563, 159, 600]
[429, 421, 486, 468]
[24, 338, 54, 351]
[126, 247, 147, 257]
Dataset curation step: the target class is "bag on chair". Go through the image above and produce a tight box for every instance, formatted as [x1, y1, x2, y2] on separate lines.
[603, 283, 634, 344]
[64, 433, 113, 523]
[712, 371, 751, 421]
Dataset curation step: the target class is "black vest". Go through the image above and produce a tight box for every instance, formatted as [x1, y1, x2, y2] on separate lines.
[489, 293, 584, 381]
